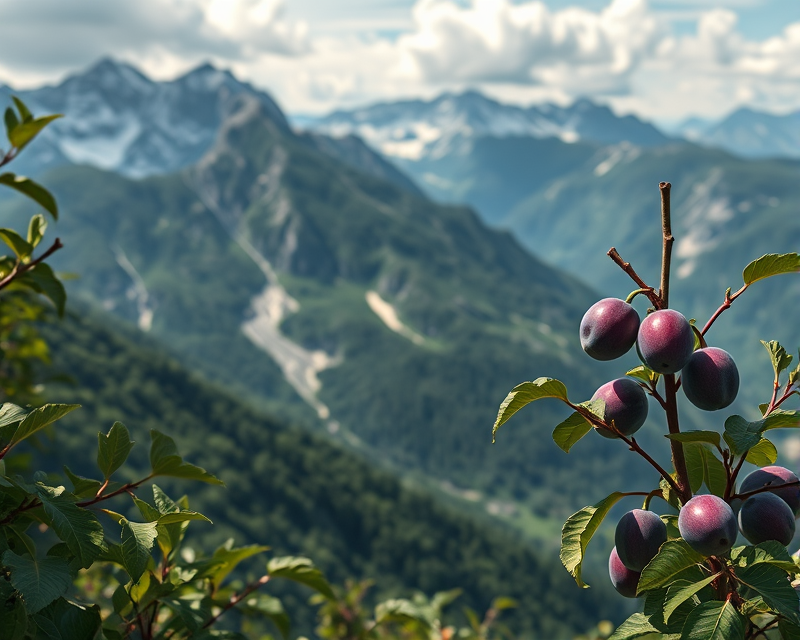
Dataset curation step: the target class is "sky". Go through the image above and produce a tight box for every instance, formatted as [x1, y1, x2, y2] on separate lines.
[1, 0, 800, 124]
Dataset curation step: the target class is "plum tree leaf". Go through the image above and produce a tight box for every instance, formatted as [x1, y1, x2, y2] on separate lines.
[737, 563, 800, 624]
[0, 173, 58, 219]
[267, 556, 334, 599]
[745, 438, 778, 467]
[779, 621, 800, 640]
[8, 114, 62, 153]
[743, 253, 800, 286]
[120, 519, 158, 584]
[552, 411, 593, 453]
[97, 422, 134, 480]
[0, 228, 33, 260]
[722, 416, 763, 455]
[607, 613, 661, 640]
[665, 431, 721, 448]
[680, 600, 744, 640]
[626, 365, 660, 386]
[10, 403, 80, 446]
[663, 573, 719, 623]
[16, 263, 67, 316]
[149, 429, 223, 485]
[637, 540, 704, 594]
[761, 410, 800, 431]
[2, 551, 72, 614]
[33, 598, 101, 640]
[492, 378, 570, 442]
[39, 494, 106, 569]
[560, 492, 626, 588]
[761, 340, 793, 376]
[732, 541, 799, 573]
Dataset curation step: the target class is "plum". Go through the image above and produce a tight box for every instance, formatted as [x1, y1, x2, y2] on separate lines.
[591, 378, 649, 439]
[738, 492, 796, 546]
[609, 546, 640, 598]
[615, 509, 667, 572]
[580, 298, 640, 361]
[740, 466, 800, 516]
[678, 494, 737, 557]
[681, 347, 740, 411]
[637, 309, 695, 374]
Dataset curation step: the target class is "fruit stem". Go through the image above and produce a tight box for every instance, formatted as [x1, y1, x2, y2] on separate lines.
[659, 182, 673, 308]
[664, 375, 691, 503]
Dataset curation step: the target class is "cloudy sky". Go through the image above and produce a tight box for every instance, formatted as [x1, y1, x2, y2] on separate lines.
[1, 0, 799, 124]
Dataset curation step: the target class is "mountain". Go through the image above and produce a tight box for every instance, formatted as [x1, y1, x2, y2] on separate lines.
[37, 305, 621, 638]
[0, 59, 419, 195]
[504, 142, 800, 415]
[677, 107, 800, 160]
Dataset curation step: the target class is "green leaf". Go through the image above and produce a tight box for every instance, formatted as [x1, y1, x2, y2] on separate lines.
[205, 542, 270, 587]
[10, 403, 79, 446]
[607, 613, 661, 640]
[762, 340, 794, 376]
[737, 563, 800, 624]
[97, 422, 134, 480]
[62, 466, 102, 499]
[0, 403, 28, 429]
[683, 444, 705, 493]
[39, 494, 106, 568]
[157, 511, 211, 525]
[492, 378, 569, 442]
[680, 600, 744, 640]
[0, 173, 58, 219]
[789, 361, 800, 387]
[663, 573, 720, 623]
[375, 598, 430, 626]
[8, 115, 62, 152]
[745, 438, 778, 467]
[762, 409, 800, 431]
[0, 576, 26, 640]
[552, 411, 593, 453]
[779, 621, 800, 640]
[2, 550, 72, 613]
[722, 415, 763, 456]
[16, 263, 67, 316]
[120, 519, 158, 584]
[560, 492, 626, 588]
[4, 107, 19, 138]
[149, 429, 224, 485]
[240, 594, 290, 639]
[682, 444, 726, 496]
[743, 253, 800, 286]
[0, 228, 33, 260]
[665, 431, 722, 448]
[626, 365, 660, 387]
[34, 598, 101, 640]
[27, 214, 47, 248]
[11, 97, 32, 123]
[267, 556, 335, 599]
[638, 540, 704, 594]
[732, 541, 799, 573]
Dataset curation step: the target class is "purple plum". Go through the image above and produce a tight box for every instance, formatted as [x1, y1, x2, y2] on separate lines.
[615, 509, 667, 572]
[609, 546, 640, 598]
[591, 378, 649, 439]
[681, 347, 740, 411]
[580, 298, 640, 361]
[740, 466, 800, 516]
[637, 309, 695, 374]
[678, 494, 737, 557]
[738, 492, 796, 546]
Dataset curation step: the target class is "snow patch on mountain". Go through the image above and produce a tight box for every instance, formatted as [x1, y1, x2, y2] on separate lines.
[366, 291, 425, 345]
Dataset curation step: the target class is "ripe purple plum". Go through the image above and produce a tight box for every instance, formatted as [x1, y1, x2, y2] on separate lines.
[740, 466, 800, 516]
[738, 492, 796, 546]
[580, 298, 640, 361]
[591, 378, 649, 439]
[678, 494, 738, 557]
[681, 347, 740, 411]
[608, 546, 640, 598]
[615, 509, 667, 572]
[637, 309, 695, 374]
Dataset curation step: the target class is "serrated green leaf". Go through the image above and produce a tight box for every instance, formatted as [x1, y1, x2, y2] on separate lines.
[39, 494, 106, 568]
[560, 492, 627, 588]
[665, 431, 722, 447]
[120, 519, 158, 584]
[732, 541, 799, 573]
[492, 378, 570, 442]
[16, 263, 67, 316]
[158, 511, 211, 525]
[745, 438, 778, 467]
[62, 466, 102, 499]
[2, 550, 72, 613]
[762, 409, 800, 431]
[97, 422, 134, 480]
[0, 403, 28, 429]
[607, 613, 661, 640]
[0, 173, 58, 219]
[723, 415, 763, 455]
[638, 540, 704, 594]
[34, 598, 101, 640]
[10, 403, 79, 446]
[743, 253, 800, 286]
[552, 411, 593, 453]
[8, 115, 62, 152]
[0, 228, 33, 260]
[737, 563, 800, 624]
[267, 556, 334, 599]
[663, 574, 719, 623]
[149, 430, 223, 485]
[762, 340, 794, 376]
[680, 600, 743, 640]
[205, 542, 270, 588]
[27, 214, 46, 248]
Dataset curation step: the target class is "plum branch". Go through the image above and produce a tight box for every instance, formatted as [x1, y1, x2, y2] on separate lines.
[607, 248, 662, 309]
